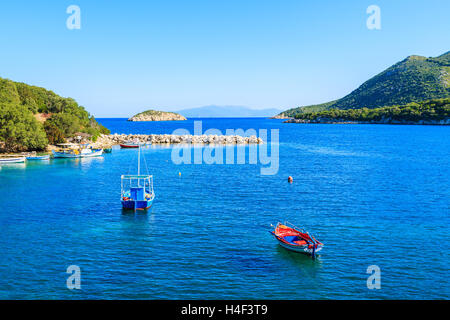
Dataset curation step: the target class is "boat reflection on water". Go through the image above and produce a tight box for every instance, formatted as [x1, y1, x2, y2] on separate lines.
[52, 155, 104, 166]
[275, 245, 323, 279]
[0, 162, 26, 170]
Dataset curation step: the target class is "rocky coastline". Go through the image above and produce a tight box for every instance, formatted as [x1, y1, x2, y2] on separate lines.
[284, 117, 450, 125]
[270, 113, 292, 119]
[91, 134, 264, 148]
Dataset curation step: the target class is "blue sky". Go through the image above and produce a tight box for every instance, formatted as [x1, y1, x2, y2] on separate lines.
[0, 0, 449, 117]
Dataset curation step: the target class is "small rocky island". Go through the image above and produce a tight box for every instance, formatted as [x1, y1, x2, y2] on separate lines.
[128, 110, 187, 121]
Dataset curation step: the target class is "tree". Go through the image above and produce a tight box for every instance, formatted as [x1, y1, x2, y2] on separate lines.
[47, 113, 81, 136]
[0, 77, 111, 151]
[43, 121, 65, 145]
[0, 103, 48, 152]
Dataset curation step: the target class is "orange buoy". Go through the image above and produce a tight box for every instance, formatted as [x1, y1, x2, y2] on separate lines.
[288, 176, 293, 183]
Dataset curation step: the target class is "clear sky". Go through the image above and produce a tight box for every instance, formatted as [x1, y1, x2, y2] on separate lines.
[0, 0, 449, 117]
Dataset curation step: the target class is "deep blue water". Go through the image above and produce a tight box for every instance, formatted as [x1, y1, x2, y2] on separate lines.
[0, 118, 449, 299]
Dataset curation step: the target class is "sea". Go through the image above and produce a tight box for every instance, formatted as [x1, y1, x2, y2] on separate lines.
[0, 118, 448, 299]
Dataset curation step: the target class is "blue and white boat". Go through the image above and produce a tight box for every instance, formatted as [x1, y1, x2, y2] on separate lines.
[121, 145, 155, 211]
[52, 143, 103, 158]
[26, 154, 50, 160]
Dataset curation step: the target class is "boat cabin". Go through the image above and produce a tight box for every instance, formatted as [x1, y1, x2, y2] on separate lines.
[121, 175, 154, 210]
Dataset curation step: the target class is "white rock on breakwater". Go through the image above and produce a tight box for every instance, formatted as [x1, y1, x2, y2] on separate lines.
[92, 134, 264, 148]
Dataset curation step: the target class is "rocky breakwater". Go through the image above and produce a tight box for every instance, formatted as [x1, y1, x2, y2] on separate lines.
[128, 110, 187, 121]
[92, 134, 264, 148]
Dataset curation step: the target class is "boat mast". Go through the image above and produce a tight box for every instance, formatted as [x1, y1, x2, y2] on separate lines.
[138, 143, 140, 175]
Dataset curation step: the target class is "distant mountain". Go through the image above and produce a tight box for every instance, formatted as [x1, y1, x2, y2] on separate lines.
[177, 105, 282, 118]
[277, 51, 450, 117]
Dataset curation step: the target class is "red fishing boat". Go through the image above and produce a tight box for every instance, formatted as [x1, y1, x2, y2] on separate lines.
[270, 222, 323, 258]
[120, 143, 140, 148]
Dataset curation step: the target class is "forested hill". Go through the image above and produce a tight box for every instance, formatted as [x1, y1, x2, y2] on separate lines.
[289, 98, 450, 124]
[0, 77, 109, 152]
[277, 51, 450, 117]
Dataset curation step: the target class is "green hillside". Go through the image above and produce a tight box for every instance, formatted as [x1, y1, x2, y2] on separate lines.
[280, 100, 338, 117]
[0, 77, 109, 152]
[293, 98, 450, 123]
[278, 51, 450, 117]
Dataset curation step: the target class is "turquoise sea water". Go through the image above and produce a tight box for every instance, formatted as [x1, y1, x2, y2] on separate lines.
[0, 118, 449, 299]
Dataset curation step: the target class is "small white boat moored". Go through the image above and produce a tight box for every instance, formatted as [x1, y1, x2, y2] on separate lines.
[0, 156, 26, 164]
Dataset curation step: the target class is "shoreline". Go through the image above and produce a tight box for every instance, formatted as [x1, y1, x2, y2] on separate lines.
[0, 134, 264, 155]
[283, 118, 450, 125]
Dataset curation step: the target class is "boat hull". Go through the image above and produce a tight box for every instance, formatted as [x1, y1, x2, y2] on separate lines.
[0, 157, 26, 164]
[276, 238, 323, 255]
[121, 199, 154, 211]
[120, 144, 139, 148]
[26, 155, 50, 160]
[52, 149, 103, 158]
